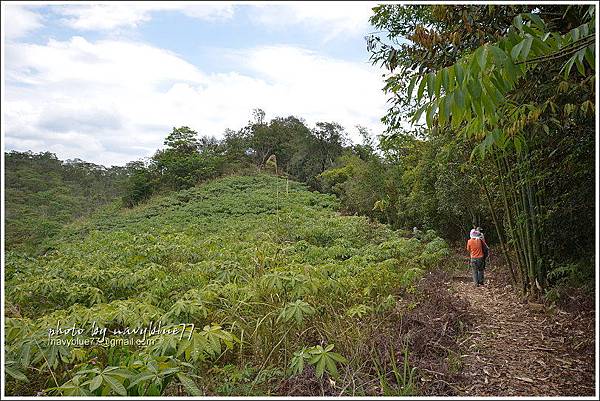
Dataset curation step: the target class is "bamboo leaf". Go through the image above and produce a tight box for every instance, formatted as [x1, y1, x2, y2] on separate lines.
[455, 64, 464, 85]
[527, 13, 545, 30]
[442, 67, 449, 90]
[511, 39, 525, 60]
[514, 15, 524, 32]
[562, 54, 577, 78]
[584, 45, 595, 70]
[426, 102, 437, 128]
[407, 75, 418, 99]
[434, 69, 443, 97]
[427, 72, 436, 98]
[417, 76, 427, 100]
[520, 36, 534, 60]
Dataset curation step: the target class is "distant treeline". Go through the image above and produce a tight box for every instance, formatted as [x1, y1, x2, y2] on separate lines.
[120, 112, 353, 207]
[5, 151, 130, 253]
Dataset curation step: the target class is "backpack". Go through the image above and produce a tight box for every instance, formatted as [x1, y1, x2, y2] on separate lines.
[480, 238, 489, 259]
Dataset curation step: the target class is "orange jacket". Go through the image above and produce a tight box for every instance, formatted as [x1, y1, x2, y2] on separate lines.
[467, 238, 484, 259]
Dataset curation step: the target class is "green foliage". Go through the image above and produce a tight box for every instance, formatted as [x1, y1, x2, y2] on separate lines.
[122, 126, 227, 206]
[4, 151, 128, 253]
[409, 7, 595, 153]
[121, 115, 351, 207]
[373, 344, 416, 396]
[288, 344, 347, 379]
[368, 4, 595, 294]
[5, 174, 448, 396]
[278, 300, 315, 326]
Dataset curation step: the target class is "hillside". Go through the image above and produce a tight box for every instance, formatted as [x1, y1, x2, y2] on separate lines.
[5, 174, 453, 396]
[4, 151, 128, 254]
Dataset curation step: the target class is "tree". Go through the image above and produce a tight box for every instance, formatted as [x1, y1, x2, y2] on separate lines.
[164, 126, 200, 153]
[153, 127, 225, 191]
[368, 4, 595, 294]
[122, 160, 157, 207]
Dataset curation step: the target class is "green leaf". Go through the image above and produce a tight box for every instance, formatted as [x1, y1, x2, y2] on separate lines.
[407, 75, 418, 99]
[514, 136, 522, 153]
[543, 124, 550, 135]
[20, 343, 31, 367]
[477, 46, 488, 70]
[489, 45, 507, 65]
[147, 383, 161, 396]
[511, 39, 525, 61]
[89, 375, 103, 391]
[5, 365, 29, 382]
[455, 64, 464, 85]
[455, 87, 465, 110]
[426, 103, 437, 128]
[416, 77, 427, 101]
[438, 97, 447, 125]
[103, 374, 127, 396]
[451, 91, 464, 128]
[469, 52, 481, 75]
[482, 78, 502, 105]
[426, 72, 436, 98]
[447, 65, 456, 91]
[315, 358, 326, 378]
[481, 87, 496, 114]
[562, 54, 577, 78]
[434, 69, 443, 97]
[176, 373, 202, 396]
[575, 56, 585, 76]
[514, 14, 524, 32]
[527, 13, 545, 30]
[328, 352, 348, 364]
[128, 373, 155, 388]
[584, 45, 595, 70]
[412, 103, 429, 123]
[442, 67, 449, 90]
[520, 35, 533, 60]
[571, 26, 580, 42]
[492, 70, 508, 93]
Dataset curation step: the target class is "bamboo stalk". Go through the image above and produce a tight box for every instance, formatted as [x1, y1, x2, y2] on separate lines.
[476, 161, 517, 285]
[503, 153, 530, 292]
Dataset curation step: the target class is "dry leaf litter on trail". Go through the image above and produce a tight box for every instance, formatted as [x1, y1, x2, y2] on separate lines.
[450, 266, 595, 396]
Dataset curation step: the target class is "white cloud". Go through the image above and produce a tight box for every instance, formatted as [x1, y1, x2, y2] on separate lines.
[2, 5, 43, 40]
[4, 37, 386, 166]
[57, 4, 234, 31]
[55, 3, 374, 41]
[248, 3, 375, 41]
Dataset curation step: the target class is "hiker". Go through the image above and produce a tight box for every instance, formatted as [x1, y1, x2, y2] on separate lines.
[467, 229, 486, 286]
[469, 225, 478, 238]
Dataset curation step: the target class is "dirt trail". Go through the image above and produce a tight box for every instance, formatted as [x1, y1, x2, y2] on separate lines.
[450, 267, 596, 396]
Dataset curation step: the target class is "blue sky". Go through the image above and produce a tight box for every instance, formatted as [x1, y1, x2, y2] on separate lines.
[2, 2, 390, 166]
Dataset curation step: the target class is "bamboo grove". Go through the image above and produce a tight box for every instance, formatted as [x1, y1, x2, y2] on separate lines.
[367, 4, 595, 295]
